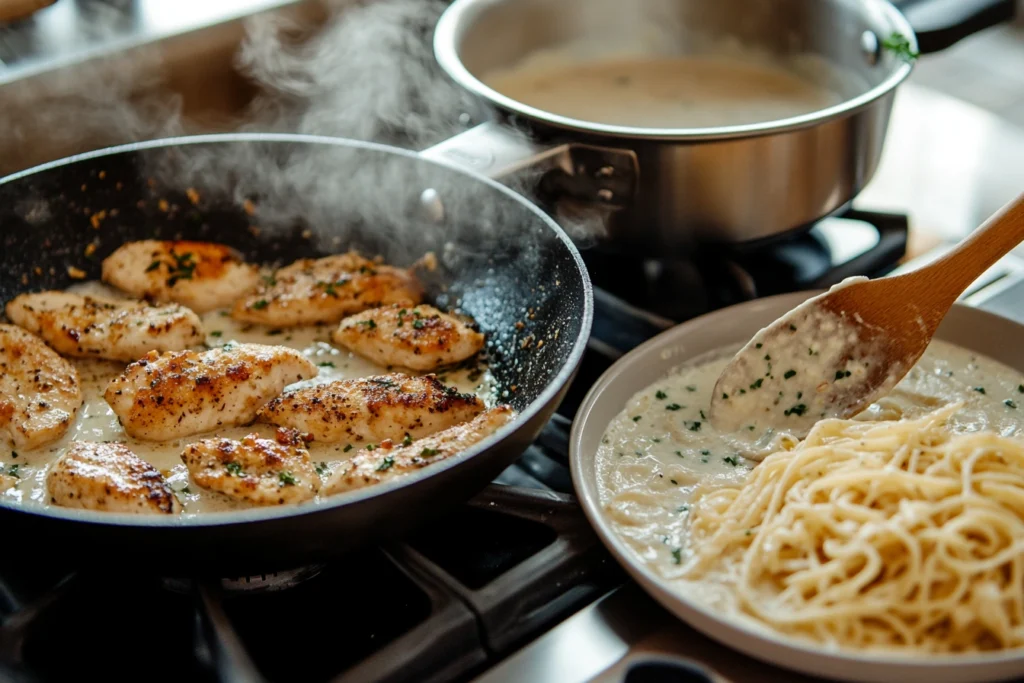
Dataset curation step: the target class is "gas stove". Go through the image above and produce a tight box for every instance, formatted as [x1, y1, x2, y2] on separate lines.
[0, 208, 938, 683]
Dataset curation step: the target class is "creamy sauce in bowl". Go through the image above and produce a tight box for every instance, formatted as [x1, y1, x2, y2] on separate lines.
[596, 339, 1024, 585]
[481, 49, 855, 129]
[0, 283, 497, 516]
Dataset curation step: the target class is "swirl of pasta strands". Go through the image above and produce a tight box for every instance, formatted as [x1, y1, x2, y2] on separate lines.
[682, 402, 1024, 652]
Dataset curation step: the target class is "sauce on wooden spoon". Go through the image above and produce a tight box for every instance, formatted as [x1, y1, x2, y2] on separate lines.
[709, 191, 1024, 456]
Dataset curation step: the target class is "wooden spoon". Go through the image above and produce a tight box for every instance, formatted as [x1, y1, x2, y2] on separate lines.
[708, 191, 1024, 452]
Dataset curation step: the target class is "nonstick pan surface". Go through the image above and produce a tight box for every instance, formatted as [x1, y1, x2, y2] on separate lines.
[0, 134, 592, 574]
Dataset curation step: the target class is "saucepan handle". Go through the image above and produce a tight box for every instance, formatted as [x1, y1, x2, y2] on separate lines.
[419, 121, 639, 210]
[892, 0, 1016, 53]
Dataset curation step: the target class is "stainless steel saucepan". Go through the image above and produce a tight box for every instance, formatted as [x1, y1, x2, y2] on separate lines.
[423, 0, 1015, 251]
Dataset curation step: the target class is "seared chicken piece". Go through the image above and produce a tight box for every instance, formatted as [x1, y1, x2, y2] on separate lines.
[258, 373, 484, 444]
[104, 343, 318, 441]
[231, 251, 422, 327]
[47, 442, 181, 514]
[182, 428, 319, 506]
[333, 304, 485, 372]
[101, 240, 260, 313]
[6, 291, 204, 362]
[323, 405, 514, 495]
[0, 472, 17, 492]
[0, 325, 82, 450]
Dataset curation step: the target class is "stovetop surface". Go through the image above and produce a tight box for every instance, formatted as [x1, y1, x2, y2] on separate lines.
[0, 209, 957, 683]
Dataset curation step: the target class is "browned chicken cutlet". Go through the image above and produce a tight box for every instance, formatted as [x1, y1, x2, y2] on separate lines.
[47, 442, 181, 514]
[333, 304, 485, 372]
[231, 251, 423, 327]
[257, 372, 484, 444]
[104, 343, 318, 441]
[6, 291, 204, 362]
[0, 324, 82, 450]
[182, 428, 319, 506]
[101, 240, 260, 313]
[322, 405, 515, 495]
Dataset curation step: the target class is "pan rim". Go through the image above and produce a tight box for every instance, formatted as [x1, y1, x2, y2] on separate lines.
[434, 0, 916, 141]
[569, 291, 1024, 681]
[0, 132, 595, 528]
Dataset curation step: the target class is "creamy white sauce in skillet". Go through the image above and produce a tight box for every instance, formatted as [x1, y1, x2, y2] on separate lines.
[596, 339, 1024, 579]
[0, 283, 497, 515]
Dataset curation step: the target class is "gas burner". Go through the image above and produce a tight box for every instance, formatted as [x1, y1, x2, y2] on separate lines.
[583, 208, 908, 321]
[160, 564, 328, 596]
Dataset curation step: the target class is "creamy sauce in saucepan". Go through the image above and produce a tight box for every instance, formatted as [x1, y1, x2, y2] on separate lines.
[0, 283, 497, 515]
[596, 339, 1024, 578]
[482, 51, 850, 128]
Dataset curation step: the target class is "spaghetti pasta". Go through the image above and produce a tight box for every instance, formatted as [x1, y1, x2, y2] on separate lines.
[682, 402, 1024, 652]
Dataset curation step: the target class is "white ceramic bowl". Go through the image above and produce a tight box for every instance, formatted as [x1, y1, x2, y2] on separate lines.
[570, 291, 1024, 683]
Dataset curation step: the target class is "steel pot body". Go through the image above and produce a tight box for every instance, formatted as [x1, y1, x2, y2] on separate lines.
[428, 0, 1012, 250]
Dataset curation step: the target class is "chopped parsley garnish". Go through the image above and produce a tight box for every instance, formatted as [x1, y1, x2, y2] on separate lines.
[784, 370, 796, 379]
[7, 464, 19, 478]
[366, 444, 377, 451]
[671, 548, 682, 565]
[343, 444, 353, 453]
[10, 451, 16, 459]
[209, 330, 223, 338]
[1019, 384, 1024, 394]
[789, 324, 797, 331]
[688, 421, 701, 432]
[376, 456, 395, 472]
[700, 449, 710, 456]
[665, 404, 682, 411]
[655, 390, 667, 400]
[724, 456, 740, 466]
[652, 438, 661, 443]
[180, 485, 190, 495]
[1006, 399, 1018, 409]
[279, 471, 298, 486]
[165, 251, 196, 287]
[755, 343, 762, 349]
[749, 378, 763, 390]
[784, 403, 808, 417]
[262, 274, 278, 286]
[225, 462, 243, 476]
[670, 479, 678, 485]
[318, 361, 335, 368]
[314, 462, 329, 476]
[686, 385, 697, 392]
[359, 319, 378, 329]
[413, 319, 425, 330]
[145, 260, 161, 273]
[882, 31, 919, 62]
[403, 433, 413, 446]
[677, 505, 689, 513]
[675, 450, 683, 457]
[764, 354, 771, 361]
[797, 392, 803, 399]
[251, 299, 269, 310]
[721, 393, 729, 400]
[835, 370, 852, 380]
[699, 410, 706, 420]
[974, 386, 986, 394]
[632, 415, 643, 422]
[421, 447, 440, 457]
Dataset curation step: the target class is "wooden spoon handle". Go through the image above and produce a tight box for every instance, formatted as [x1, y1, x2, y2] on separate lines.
[918, 191, 1024, 303]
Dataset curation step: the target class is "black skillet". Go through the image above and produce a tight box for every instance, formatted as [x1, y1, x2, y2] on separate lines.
[0, 133, 593, 575]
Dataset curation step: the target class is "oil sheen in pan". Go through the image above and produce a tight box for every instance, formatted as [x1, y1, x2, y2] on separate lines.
[0, 282, 498, 515]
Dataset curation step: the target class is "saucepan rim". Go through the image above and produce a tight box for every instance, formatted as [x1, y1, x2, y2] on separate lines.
[0, 132, 595, 528]
[434, 0, 916, 141]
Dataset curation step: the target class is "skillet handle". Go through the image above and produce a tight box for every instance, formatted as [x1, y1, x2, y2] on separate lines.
[891, 0, 1016, 53]
[419, 121, 639, 210]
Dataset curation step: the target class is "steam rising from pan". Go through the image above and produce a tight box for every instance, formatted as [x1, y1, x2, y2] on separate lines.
[2, 0, 607, 259]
